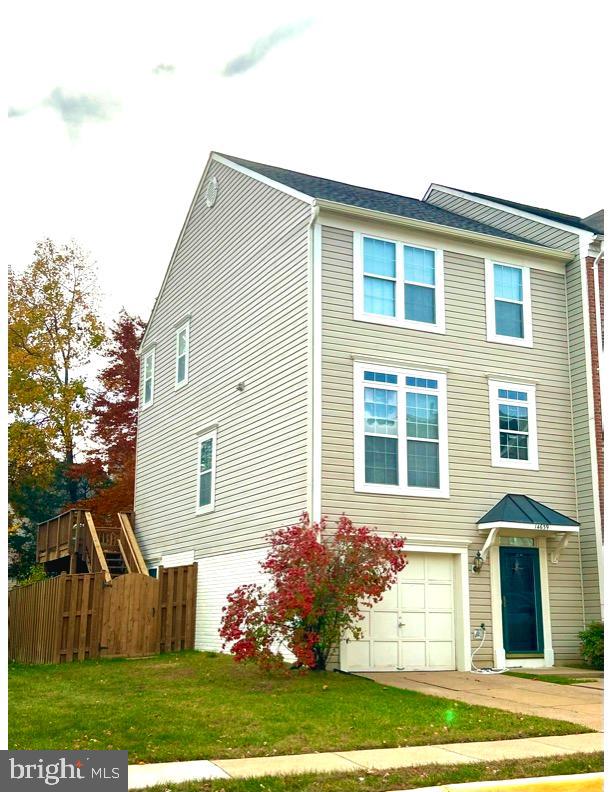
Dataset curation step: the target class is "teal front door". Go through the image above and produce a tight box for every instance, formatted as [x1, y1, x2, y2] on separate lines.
[499, 546, 544, 654]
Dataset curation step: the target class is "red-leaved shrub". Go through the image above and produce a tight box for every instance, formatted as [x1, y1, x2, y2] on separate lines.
[219, 513, 405, 671]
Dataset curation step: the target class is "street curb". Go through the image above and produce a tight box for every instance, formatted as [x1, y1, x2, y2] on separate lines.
[393, 771, 603, 792]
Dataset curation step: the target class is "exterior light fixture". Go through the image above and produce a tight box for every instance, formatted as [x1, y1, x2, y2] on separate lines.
[472, 551, 484, 573]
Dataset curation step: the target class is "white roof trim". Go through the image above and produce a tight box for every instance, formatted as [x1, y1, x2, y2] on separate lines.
[140, 153, 315, 351]
[139, 154, 216, 351]
[424, 184, 595, 242]
[211, 154, 315, 205]
[478, 521, 580, 533]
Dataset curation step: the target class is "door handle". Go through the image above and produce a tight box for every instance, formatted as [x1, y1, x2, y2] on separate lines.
[502, 595, 507, 608]
[398, 621, 405, 628]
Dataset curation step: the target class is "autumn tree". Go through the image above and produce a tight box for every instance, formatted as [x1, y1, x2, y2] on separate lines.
[220, 514, 406, 671]
[9, 239, 105, 507]
[75, 310, 145, 516]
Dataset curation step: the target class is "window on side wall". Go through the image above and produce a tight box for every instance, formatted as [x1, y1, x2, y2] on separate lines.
[196, 430, 217, 514]
[354, 364, 449, 497]
[175, 320, 190, 387]
[142, 348, 155, 407]
[485, 260, 533, 346]
[355, 233, 445, 333]
[489, 381, 538, 470]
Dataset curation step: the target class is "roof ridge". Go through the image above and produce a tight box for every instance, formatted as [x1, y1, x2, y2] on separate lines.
[216, 152, 430, 204]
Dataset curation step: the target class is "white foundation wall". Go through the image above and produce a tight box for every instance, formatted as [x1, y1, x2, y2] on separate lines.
[195, 548, 267, 652]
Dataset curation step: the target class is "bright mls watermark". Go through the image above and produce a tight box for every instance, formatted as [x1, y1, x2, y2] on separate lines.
[3, 751, 127, 790]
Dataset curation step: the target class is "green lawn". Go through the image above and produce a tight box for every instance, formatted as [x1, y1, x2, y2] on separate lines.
[9, 652, 589, 764]
[504, 671, 598, 686]
[141, 754, 604, 792]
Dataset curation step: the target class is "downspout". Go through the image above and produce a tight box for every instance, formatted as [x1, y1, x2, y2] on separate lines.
[579, 233, 604, 618]
[307, 202, 322, 539]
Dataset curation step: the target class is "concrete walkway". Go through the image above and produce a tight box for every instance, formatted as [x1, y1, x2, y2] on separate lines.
[127, 732, 603, 788]
[358, 671, 603, 731]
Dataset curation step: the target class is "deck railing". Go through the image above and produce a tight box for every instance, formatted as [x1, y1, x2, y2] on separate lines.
[117, 512, 148, 575]
[37, 509, 146, 581]
[37, 510, 86, 563]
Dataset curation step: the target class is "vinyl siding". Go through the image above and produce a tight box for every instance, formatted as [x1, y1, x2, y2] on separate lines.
[134, 160, 312, 566]
[426, 189, 579, 251]
[426, 190, 602, 624]
[320, 223, 584, 664]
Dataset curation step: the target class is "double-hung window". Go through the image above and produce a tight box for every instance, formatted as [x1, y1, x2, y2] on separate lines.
[355, 233, 445, 333]
[489, 380, 538, 470]
[196, 430, 216, 513]
[142, 348, 155, 407]
[355, 363, 449, 497]
[485, 260, 532, 346]
[175, 320, 190, 387]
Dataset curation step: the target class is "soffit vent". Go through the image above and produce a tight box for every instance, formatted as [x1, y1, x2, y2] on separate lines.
[204, 176, 218, 208]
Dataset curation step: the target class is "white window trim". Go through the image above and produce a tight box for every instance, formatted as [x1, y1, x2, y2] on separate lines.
[489, 379, 539, 471]
[353, 232, 446, 334]
[485, 259, 533, 347]
[142, 348, 155, 408]
[175, 320, 190, 388]
[354, 362, 450, 498]
[195, 430, 217, 515]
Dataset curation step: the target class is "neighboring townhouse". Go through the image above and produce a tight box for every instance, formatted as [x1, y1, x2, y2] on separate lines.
[134, 153, 604, 671]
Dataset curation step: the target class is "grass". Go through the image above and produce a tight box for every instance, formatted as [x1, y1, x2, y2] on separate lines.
[140, 753, 604, 791]
[9, 652, 590, 764]
[504, 671, 599, 686]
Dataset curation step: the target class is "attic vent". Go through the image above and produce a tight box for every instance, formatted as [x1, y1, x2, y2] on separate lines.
[204, 176, 218, 208]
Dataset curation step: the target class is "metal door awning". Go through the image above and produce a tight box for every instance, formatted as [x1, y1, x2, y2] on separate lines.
[477, 494, 579, 563]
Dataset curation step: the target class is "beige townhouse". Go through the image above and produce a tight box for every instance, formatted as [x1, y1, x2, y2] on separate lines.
[134, 153, 603, 671]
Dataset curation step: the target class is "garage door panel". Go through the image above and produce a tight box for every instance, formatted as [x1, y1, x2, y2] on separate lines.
[373, 585, 399, 610]
[428, 611, 453, 639]
[401, 641, 427, 667]
[345, 641, 371, 670]
[342, 553, 456, 672]
[354, 610, 370, 638]
[401, 582, 425, 609]
[373, 641, 400, 669]
[428, 582, 453, 609]
[371, 610, 399, 639]
[428, 641, 454, 667]
[427, 555, 453, 580]
[405, 555, 425, 580]
[400, 612, 425, 639]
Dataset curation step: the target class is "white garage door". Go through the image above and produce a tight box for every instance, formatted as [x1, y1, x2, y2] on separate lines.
[341, 553, 456, 672]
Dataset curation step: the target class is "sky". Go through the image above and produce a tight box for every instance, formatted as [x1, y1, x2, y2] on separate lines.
[7, 0, 606, 323]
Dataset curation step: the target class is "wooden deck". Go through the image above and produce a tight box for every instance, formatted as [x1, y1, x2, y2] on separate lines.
[37, 509, 148, 582]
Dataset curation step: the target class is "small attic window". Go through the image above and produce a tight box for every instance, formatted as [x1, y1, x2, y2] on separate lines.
[204, 176, 218, 208]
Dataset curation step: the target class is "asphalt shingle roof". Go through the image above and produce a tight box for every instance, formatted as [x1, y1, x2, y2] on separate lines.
[478, 494, 579, 527]
[217, 154, 549, 248]
[455, 188, 603, 235]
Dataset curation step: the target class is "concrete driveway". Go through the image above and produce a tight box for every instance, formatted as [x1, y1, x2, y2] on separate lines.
[358, 671, 603, 731]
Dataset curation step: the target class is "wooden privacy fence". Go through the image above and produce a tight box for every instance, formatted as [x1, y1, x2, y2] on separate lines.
[8, 564, 197, 664]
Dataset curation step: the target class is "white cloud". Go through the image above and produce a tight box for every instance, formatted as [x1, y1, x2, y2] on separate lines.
[6, 0, 606, 325]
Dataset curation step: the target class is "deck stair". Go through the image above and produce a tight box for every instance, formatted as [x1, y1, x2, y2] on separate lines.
[37, 510, 148, 583]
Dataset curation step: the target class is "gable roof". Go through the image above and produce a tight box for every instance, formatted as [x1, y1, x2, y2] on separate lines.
[216, 153, 549, 248]
[438, 186, 603, 235]
[478, 494, 579, 527]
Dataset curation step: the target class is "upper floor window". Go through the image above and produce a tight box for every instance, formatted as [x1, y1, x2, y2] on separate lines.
[489, 380, 538, 470]
[142, 348, 155, 407]
[175, 320, 190, 387]
[196, 430, 216, 514]
[485, 260, 532, 347]
[354, 363, 449, 498]
[354, 233, 445, 334]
